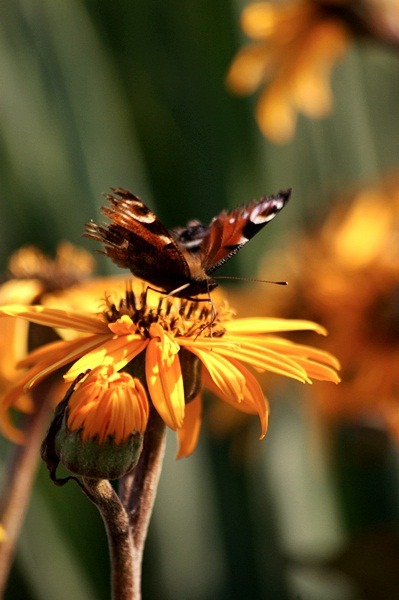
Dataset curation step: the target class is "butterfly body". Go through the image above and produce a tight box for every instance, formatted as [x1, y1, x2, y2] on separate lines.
[85, 187, 291, 298]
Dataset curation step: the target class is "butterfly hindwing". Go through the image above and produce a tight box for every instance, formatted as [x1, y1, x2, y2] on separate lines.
[170, 220, 210, 254]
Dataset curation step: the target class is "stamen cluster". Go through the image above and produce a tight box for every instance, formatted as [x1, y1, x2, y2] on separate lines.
[102, 285, 230, 339]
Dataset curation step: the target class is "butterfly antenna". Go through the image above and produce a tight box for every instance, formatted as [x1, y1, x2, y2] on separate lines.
[214, 276, 288, 285]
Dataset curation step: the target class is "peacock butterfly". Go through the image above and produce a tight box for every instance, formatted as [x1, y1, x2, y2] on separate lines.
[85, 187, 291, 298]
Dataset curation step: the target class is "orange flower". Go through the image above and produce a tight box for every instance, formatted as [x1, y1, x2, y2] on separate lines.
[226, 0, 399, 142]
[256, 177, 399, 439]
[66, 365, 149, 444]
[0, 281, 339, 457]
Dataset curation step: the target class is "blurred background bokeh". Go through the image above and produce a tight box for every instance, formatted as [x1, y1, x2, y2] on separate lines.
[1, 1, 399, 598]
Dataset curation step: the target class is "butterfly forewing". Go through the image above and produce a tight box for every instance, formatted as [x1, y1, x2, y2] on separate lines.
[85, 188, 192, 291]
[200, 190, 291, 274]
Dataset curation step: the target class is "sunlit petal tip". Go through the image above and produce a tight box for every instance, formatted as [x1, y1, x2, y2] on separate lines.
[258, 407, 269, 440]
[176, 394, 202, 459]
[258, 420, 268, 441]
[225, 317, 328, 336]
[312, 324, 328, 336]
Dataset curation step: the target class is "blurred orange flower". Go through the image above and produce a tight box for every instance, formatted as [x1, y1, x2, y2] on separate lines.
[255, 177, 399, 439]
[226, 0, 399, 142]
[0, 243, 96, 420]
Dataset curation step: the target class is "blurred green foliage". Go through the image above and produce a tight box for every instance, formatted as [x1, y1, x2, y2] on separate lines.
[1, 1, 399, 599]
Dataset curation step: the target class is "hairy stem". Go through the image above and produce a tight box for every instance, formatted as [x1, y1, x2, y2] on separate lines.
[119, 408, 166, 596]
[83, 478, 135, 600]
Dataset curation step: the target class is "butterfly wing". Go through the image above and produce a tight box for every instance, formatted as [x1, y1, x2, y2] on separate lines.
[199, 189, 291, 274]
[86, 188, 291, 297]
[170, 220, 210, 254]
[85, 188, 193, 291]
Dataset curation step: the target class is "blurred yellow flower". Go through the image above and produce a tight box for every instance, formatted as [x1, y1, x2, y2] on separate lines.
[256, 177, 399, 439]
[0, 243, 96, 422]
[7, 242, 95, 289]
[0, 281, 339, 458]
[226, 0, 399, 142]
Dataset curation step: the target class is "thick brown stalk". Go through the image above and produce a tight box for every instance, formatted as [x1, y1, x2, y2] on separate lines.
[82, 479, 135, 600]
[82, 409, 166, 599]
[119, 408, 166, 597]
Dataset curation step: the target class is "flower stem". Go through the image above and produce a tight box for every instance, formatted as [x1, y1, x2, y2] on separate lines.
[82, 478, 134, 600]
[119, 408, 166, 597]
[83, 409, 166, 600]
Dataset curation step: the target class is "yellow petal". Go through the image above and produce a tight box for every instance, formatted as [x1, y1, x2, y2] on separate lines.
[145, 336, 185, 430]
[256, 84, 297, 143]
[23, 335, 111, 388]
[290, 21, 349, 117]
[0, 403, 27, 444]
[108, 314, 138, 336]
[230, 359, 269, 439]
[262, 337, 341, 371]
[287, 356, 341, 384]
[65, 335, 147, 381]
[188, 346, 245, 401]
[0, 317, 29, 386]
[0, 306, 108, 334]
[328, 190, 392, 268]
[202, 361, 269, 439]
[226, 317, 327, 335]
[176, 394, 202, 459]
[0, 279, 42, 305]
[226, 45, 272, 94]
[19, 334, 101, 368]
[68, 366, 149, 443]
[210, 342, 313, 383]
[241, 2, 277, 39]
